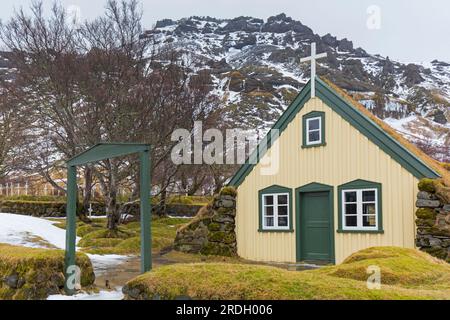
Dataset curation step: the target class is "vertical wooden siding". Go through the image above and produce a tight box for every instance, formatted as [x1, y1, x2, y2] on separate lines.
[235, 97, 418, 264]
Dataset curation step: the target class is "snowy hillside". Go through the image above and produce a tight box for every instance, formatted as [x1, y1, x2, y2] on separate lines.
[143, 14, 449, 161]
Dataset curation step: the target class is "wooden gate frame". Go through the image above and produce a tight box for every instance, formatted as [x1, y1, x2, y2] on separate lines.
[64, 143, 151, 295]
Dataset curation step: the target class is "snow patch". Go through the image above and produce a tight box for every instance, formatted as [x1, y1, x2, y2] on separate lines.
[0, 213, 132, 273]
[0, 212, 78, 249]
[47, 287, 124, 300]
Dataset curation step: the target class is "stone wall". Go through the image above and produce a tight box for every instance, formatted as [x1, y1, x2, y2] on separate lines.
[0, 200, 105, 217]
[415, 179, 450, 263]
[173, 188, 237, 257]
[0, 200, 202, 218]
[121, 202, 203, 221]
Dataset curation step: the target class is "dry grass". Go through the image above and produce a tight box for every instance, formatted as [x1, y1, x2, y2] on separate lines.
[124, 247, 450, 300]
[322, 78, 450, 186]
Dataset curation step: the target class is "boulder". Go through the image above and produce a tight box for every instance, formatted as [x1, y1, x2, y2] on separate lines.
[416, 199, 441, 208]
[338, 38, 353, 52]
[417, 191, 437, 200]
[403, 64, 424, 86]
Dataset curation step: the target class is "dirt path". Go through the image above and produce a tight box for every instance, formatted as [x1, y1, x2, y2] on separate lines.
[94, 253, 178, 290]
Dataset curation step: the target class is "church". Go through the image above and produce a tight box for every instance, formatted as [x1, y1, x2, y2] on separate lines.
[229, 43, 447, 264]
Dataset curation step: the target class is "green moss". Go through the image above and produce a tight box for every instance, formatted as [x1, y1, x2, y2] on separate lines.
[82, 228, 137, 240]
[219, 187, 237, 197]
[216, 207, 234, 215]
[207, 223, 221, 232]
[428, 226, 450, 237]
[415, 219, 435, 227]
[77, 224, 103, 237]
[74, 217, 190, 255]
[78, 238, 123, 248]
[116, 237, 141, 250]
[422, 247, 448, 260]
[208, 231, 227, 242]
[416, 208, 437, 220]
[124, 247, 450, 300]
[418, 179, 436, 193]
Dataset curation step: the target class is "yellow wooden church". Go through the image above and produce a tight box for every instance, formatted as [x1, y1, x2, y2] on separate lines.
[229, 74, 447, 265]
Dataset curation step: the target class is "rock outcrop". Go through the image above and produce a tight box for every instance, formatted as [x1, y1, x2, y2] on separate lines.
[173, 188, 237, 257]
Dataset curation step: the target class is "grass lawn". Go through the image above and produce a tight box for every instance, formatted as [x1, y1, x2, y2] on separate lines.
[123, 247, 450, 300]
[52, 217, 190, 255]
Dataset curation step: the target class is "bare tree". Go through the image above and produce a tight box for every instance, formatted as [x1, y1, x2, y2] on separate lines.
[0, 0, 223, 230]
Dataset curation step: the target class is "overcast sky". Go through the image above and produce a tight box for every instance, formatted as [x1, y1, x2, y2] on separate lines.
[0, 0, 448, 63]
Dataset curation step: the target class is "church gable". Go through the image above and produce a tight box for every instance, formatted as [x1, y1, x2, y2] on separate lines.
[229, 77, 440, 187]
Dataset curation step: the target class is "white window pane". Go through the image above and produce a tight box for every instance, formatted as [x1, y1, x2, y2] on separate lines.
[345, 203, 357, 215]
[278, 194, 288, 205]
[265, 217, 274, 227]
[363, 190, 376, 202]
[345, 215, 357, 227]
[363, 215, 377, 227]
[265, 206, 274, 216]
[264, 195, 273, 205]
[309, 131, 320, 142]
[363, 203, 376, 215]
[278, 216, 288, 227]
[308, 119, 320, 130]
[278, 205, 288, 216]
[345, 192, 357, 203]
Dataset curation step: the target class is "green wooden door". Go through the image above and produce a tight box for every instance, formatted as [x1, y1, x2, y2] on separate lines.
[298, 191, 333, 262]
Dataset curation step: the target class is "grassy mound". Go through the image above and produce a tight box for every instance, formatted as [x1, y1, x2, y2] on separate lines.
[123, 247, 450, 300]
[323, 247, 450, 288]
[0, 244, 95, 300]
[54, 217, 190, 255]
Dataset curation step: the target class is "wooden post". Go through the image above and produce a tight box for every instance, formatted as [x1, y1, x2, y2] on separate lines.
[65, 165, 77, 295]
[139, 149, 152, 273]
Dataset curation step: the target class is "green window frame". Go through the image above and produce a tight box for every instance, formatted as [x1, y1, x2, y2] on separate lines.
[302, 111, 326, 148]
[258, 185, 293, 232]
[337, 179, 384, 234]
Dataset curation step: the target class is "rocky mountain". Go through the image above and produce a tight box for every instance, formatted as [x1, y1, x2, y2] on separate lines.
[0, 13, 448, 161]
[143, 13, 449, 161]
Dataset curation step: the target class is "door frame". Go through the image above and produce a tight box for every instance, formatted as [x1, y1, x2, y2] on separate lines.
[295, 182, 335, 264]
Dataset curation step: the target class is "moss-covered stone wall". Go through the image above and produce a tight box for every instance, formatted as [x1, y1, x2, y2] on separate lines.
[415, 179, 450, 263]
[0, 200, 202, 218]
[173, 187, 237, 257]
[0, 200, 105, 217]
[0, 244, 95, 300]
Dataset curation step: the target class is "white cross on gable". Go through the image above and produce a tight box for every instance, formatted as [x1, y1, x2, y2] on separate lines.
[300, 42, 327, 98]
